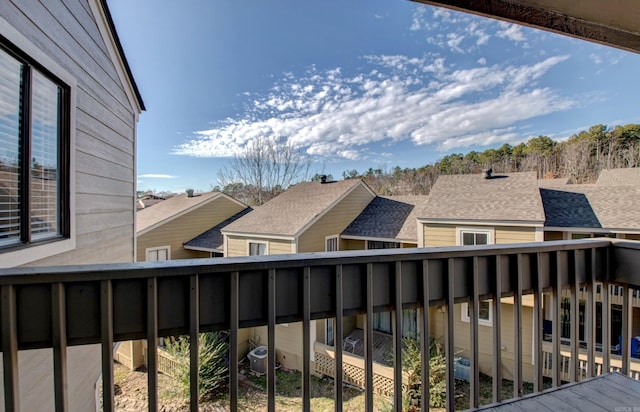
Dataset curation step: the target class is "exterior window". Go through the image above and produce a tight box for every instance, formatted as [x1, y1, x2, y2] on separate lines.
[462, 232, 488, 246]
[0, 45, 69, 249]
[249, 242, 267, 256]
[326, 235, 338, 252]
[146, 246, 170, 261]
[461, 300, 492, 326]
[325, 318, 334, 346]
[367, 240, 400, 249]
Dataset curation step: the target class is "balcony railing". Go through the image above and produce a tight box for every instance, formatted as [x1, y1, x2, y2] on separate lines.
[1, 239, 639, 411]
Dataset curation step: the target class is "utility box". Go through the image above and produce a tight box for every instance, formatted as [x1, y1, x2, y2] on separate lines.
[248, 346, 268, 375]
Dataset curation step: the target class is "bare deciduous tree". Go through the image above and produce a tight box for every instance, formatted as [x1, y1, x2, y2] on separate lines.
[218, 137, 309, 205]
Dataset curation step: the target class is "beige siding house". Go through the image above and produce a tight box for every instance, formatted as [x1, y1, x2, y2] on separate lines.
[0, 0, 143, 409]
[222, 179, 376, 371]
[418, 169, 640, 383]
[136, 191, 249, 261]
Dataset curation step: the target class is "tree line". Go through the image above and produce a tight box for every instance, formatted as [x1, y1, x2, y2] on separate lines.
[215, 123, 640, 204]
[343, 123, 640, 196]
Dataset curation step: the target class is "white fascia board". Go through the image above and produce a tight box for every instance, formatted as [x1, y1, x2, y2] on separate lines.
[417, 218, 544, 227]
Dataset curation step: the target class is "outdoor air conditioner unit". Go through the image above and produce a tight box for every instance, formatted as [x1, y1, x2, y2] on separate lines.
[248, 346, 268, 375]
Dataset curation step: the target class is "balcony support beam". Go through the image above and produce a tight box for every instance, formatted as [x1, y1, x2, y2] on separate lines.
[2, 285, 20, 412]
[533, 253, 544, 392]
[470, 256, 480, 408]
[335, 265, 344, 412]
[147, 277, 158, 412]
[189, 275, 200, 411]
[393, 261, 403, 412]
[586, 249, 596, 378]
[570, 251, 579, 383]
[492, 255, 503, 403]
[267, 269, 276, 412]
[514, 255, 523, 397]
[302, 267, 311, 412]
[230, 272, 239, 412]
[602, 281, 611, 373]
[421, 260, 431, 410]
[446, 258, 455, 412]
[365, 263, 374, 412]
[622, 285, 631, 376]
[100, 280, 114, 412]
[52, 282, 68, 412]
[552, 251, 562, 387]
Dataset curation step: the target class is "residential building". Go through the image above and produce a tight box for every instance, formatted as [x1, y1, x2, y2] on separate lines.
[136, 191, 249, 261]
[0, 0, 143, 409]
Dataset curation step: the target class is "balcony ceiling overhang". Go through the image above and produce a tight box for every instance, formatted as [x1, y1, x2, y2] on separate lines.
[411, 0, 640, 53]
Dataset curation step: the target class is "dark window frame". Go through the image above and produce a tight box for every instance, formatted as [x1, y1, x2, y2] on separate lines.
[0, 39, 71, 251]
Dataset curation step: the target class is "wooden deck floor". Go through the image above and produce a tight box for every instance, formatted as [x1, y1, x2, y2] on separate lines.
[478, 372, 640, 411]
[342, 328, 393, 367]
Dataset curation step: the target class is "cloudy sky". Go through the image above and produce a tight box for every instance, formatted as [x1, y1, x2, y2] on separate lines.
[109, 0, 640, 193]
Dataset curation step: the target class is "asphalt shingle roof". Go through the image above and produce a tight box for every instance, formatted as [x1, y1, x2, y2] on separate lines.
[184, 208, 253, 251]
[342, 195, 428, 242]
[222, 179, 372, 237]
[596, 167, 640, 187]
[137, 192, 226, 233]
[420, 172, 545, 223]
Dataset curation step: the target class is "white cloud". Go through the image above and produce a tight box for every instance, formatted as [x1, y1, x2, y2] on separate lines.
[174, 55, 573, 159]
[497, 22, 526, 43]
[477, 57, 487, 65]
[138, 174, 177, 179]
[446, 33, 465, 53]
[589, 53, 603, 65]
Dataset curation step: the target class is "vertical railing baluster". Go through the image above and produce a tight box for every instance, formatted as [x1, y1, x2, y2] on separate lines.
[552, 251, 562, 387]
[267, 269, 276, 412]
[230, 271, 239, 412]
[533, 253, 543, 392]
[147, 277, 158, 412]
[302, 267, 311, 412]
[335, 265, 344, 412]
[394, 261, 403, 412]
[421, 260, 430, 412]
[52, 282, 68, 411]
[445, 258, 455, 412]
[586, 249, 596, 378]
[570, 251, 578, 383]
[470, 256, 479, 409]
[189, 275, 199, 411]
[514, 255, 523, 398]
[100, 280, 114, 412]
[492, 255, 502, 404]
[365, 263, 374, 412]
[2, 285, 20, 412]
[622, 285, 631, 376]
[602, 281, 610, 373]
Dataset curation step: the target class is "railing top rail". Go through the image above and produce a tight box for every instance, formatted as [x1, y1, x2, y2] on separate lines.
[0, 238, 613, 284]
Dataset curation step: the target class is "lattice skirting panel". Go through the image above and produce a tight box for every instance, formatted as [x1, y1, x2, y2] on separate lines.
[314, 352, 395, 397]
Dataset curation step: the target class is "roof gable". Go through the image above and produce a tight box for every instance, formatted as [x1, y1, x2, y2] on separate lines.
[420, 172, 545, 223]
[137, 192, 246, 234]
[222, 179, 375, 237]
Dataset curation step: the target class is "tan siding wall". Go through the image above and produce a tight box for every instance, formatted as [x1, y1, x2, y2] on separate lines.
[423, 224, 457, 246]
[343, 239, 366, 250]
[495, 227, 537, 244]
[253, 323, 305, 371]
[423, 224, 537, 247]
[225, 235, 294, 257]
[136, 197, 245, 261]
[429, 303, 535, 382]
[544, 231, 564, 241]
[625, 234, 640, 241]
[6, 0, 139, 269]
[297, 184, 375, 253]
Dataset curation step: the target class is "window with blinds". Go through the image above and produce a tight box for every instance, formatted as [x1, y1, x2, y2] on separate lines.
[0, 45, 68, 249]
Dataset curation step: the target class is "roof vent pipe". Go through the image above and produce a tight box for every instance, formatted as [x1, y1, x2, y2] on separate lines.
[482, 168, 492, 179]
[186, 189, 194, 197]
[320, 175, 327, 184]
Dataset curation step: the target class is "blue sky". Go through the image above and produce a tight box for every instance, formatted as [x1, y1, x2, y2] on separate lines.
[109, 0, 640, 193]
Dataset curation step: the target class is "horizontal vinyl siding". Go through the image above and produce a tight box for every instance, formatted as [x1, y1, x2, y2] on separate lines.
[429, 303, 535, 382]
[3, 0, 138, 268]
[343, 239, 366, 251]
[423, 224, 457, 247]
[253, 323, 305, 371]
[495, 227, 537, 244]
[297, 184, 374, 253]
[137, 197, 245, 261]
[224, 236, 294, 257]
[544, 231, 564, 241]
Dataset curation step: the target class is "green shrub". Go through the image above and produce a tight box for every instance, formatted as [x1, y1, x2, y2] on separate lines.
[163, 332, 229, 401]
[402, 336, 447, 409]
